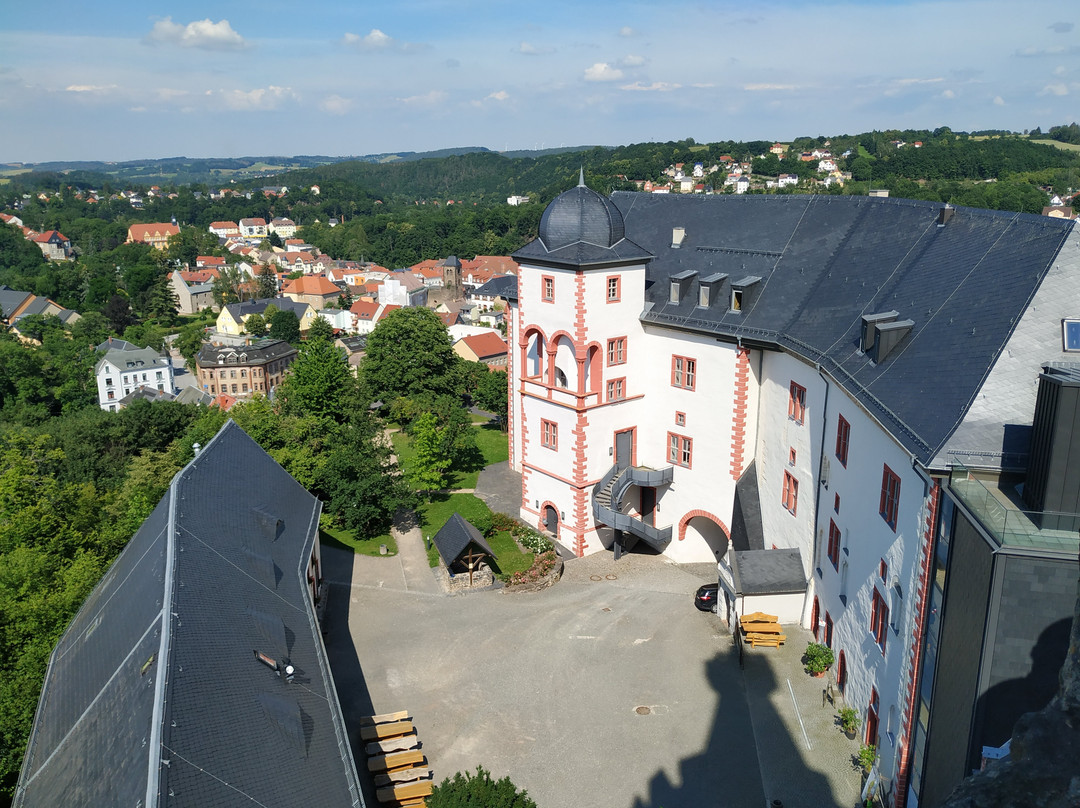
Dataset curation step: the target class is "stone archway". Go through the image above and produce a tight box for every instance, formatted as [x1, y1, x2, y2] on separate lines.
[678, 510, 731, 560]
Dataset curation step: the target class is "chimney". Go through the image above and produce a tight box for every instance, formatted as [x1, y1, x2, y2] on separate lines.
[937, 205, 954, 227]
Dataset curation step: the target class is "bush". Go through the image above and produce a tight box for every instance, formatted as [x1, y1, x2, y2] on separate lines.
[429, 765, 537, 808]
[511, 522, 553, 554]
[839, 706, 860, 735]
[857, 743, 877, 773]
[506, 551, 558, 587]
[803, 641, 834, 674]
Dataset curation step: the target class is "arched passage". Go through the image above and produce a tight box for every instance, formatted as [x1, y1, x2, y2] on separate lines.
[678, 510, 731, 560]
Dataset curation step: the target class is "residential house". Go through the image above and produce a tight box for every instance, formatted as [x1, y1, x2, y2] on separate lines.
[281, 275, 343, 310]
[1043, 206, 1076, 220]
[126, 222, 180, 251]
[12, 420, 364, 808]
[169, 270, 217, 315]
[239, 218, 268, 239]
[195, 339, 298, 398]
[208, 220, 240, 238]
[467, 274, 515, 314]
[216, 298, 317, 335]
[0, 285, 81, 336]
[378, 274, 428, 308]
[316, 307, 354, 332]
[733, 176, 750, 194]
[778, 174, 799, 188]
[335, 334, 367, 374]
[94, 338, 175, 411]
[349, 300, 399, 335]
[507, 195, 531, 206]
[506, 179, 1078, 808]
[32, 230, 72, 261]
[269, 217, 298, 239]
[453, 332, 508, 367]
[195, 255, 225, 270]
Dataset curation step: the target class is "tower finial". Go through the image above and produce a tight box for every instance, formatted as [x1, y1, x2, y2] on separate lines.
[578, 166, 585, 187]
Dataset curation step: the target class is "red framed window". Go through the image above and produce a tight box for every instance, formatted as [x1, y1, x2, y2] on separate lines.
[835, 414, 850, 466]
[671, 355, 696, 390]
[836, 650, 847, 694]
[879, 464, 901, 530]
[542, 275, 554, 302]
[834, 493, 841, 513]
[606, 378, 626, 402]
[824, 612, 833, 648]
[541, 419, 558, 450]
[788, 381, 807, 423]
[675, 411, 686, 427]
[789, 448, 797, 465]
[782, 471, 798, 515]
[879, 559, 888, 581]
[606, 275, 621, 302]
[606, 337, 626, 366]
[871, 587, 889, 652]
[667, 432, 692, 468]
[827, 520, 841, 570]
[866, 688, 880, 746]
[811, 596, 820, 639]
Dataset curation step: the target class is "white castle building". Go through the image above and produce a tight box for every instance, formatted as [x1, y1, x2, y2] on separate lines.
[504, 174, 1080, 807]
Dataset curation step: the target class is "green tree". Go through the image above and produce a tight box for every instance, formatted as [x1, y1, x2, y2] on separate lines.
[102, 294, 135, 333]
[306, 316, 334, 343]
[475, 368, 508, 422]
[68, 311, 111, 344]
[254, 263, 277, 299]
[175, 322, 207, 370]
[407, 411, 451, 491]
[212, 264, 247, 307]
[277, 323, 355, 421]
[268, 309, 301, 343]
[361, 307, 457, 404]
[244, 312, 267, 336]
[428, 766, 537, 808]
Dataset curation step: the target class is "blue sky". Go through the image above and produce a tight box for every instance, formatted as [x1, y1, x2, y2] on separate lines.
[1, 1, 1076, 162]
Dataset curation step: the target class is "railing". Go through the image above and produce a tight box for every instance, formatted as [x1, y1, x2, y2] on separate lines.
[591, 464, 674, 551]
[948, 463, 1080, 554]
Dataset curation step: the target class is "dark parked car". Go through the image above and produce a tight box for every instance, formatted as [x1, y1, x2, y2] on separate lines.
[694, 583, 719, 611]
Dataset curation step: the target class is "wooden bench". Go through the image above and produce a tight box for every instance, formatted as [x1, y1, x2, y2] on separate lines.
[367, 749, 425, 773]
[740, 621, 784, 634]
[360, 710, 411, 726]
[374, 767, 432, 787]
[366, 733, 419, 756]
[376, 779, 433, 804]
[745, 632, 787, 648]
[361, 720, 414, 742]
[397, 799, 427, 808]
[741, 611, 778, 623]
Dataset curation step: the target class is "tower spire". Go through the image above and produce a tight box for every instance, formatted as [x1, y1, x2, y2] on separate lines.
[578, 166, 585, 187]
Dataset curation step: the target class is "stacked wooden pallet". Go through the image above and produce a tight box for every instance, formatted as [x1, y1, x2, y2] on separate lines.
[739, 611, 787, 648]
[360, 710, 433, 806]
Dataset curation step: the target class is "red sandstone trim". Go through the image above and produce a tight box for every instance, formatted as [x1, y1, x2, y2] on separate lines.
[677, 509, 731, 542]
[730, 347, 751, 481]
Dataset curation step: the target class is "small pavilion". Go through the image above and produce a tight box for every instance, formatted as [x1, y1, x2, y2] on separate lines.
[432, 513, 497, 587]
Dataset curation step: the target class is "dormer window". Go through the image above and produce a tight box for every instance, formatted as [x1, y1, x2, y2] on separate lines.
[669, 270, 696, 305]
[731, 289, 743, 311]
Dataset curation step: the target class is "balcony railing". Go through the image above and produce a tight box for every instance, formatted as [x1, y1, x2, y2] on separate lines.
[948, 463, 1080, 554]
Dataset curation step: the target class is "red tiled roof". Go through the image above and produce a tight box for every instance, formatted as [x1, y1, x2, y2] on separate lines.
[460, 332, 507, 360]
[128, 223, 180, 241]
[283, 276, 340, 296]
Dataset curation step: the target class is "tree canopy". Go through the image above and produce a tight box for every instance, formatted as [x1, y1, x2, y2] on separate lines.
[361, 307, 457, 404]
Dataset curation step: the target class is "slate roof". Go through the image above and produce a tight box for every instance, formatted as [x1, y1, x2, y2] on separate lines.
[431, 513, 496, 566]
[473, 274, 519, 304]
[223, 297, 311, 321]
[602, 192, 1075, 465]
[14, 421, 363, 807]
[195, 338, 297, 368]
[734, 549, 807, 595]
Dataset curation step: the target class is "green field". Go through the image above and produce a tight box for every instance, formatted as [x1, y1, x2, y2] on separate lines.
[320, 524, 396, 556]
[392, 419, 508, 491]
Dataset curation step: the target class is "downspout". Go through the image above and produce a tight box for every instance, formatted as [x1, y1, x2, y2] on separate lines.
[806, 364, 831, 628]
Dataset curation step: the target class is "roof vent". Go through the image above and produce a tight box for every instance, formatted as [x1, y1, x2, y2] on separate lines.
[860, 311, 899, 352]
[671, 227, 687, 249]
[871, 318, 914, 363]
[668, 270, 697, 304]
[937, 205, 954, 227]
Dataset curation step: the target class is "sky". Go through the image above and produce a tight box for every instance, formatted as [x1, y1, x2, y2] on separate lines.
[0, 1, 1077, 163]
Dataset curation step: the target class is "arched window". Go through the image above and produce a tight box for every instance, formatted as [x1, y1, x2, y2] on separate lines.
[811, 596, 820, 639]
[836, 650, 847, 694]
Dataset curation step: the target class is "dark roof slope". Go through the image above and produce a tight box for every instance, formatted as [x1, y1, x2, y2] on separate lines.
[432, 512, 495, 566]
[15, 421, 363, 808]
[474, 274, 519, 303]
[609, 192, 1074, 463]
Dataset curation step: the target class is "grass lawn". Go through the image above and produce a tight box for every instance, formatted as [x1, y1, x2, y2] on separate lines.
[393, 420, 508, 491]
[418, 492, 532, 575]
[320, 524, 397, 557]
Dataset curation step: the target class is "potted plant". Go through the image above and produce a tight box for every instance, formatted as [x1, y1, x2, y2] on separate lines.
[838, 706, 861, 739]
[803, 641, 834, 676]
[857, 743, 877, 773]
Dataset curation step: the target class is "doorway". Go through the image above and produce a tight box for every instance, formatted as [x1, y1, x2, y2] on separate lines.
[544, 505, 559, 536]
[615, 429, 634, 470]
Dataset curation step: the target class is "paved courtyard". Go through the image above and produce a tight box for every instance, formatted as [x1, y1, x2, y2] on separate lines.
[322, 544, 865, 808]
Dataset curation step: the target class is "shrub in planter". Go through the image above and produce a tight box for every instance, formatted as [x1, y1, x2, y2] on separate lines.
[838, 706, 861, 738]
[857, 743, 877, 773]
[803, 641, 834, 675]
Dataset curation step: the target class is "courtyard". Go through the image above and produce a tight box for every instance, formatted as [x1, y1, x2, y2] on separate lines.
[322, 542, 866, 808]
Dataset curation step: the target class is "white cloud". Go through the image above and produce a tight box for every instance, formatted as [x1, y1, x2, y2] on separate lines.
[894, 77, 944, 86]
[743, 83, 796, 91]
[517, 41, 553, 55]
[1054, 65, 1066, 76]
[400, 90, 446, 105]
[584, 63, 623, 82]
[362, 29, 393, 48]
[619, 54, 646, 68]
[342, 28, 424, 53]
[216, 85, 296, 110]
[1040, 83, 1069, 96]
[619, 26, 635, 37]
[621, 81, 680, 92]
[155, 88, 190, 101]
[993, 95, 1005, 105]
[940, 89, 956, 99]
[65, 84, 116, 93]
[487, 90, 509, 101]
[145, 17, 246, 51]
[319, 94, 353, 114]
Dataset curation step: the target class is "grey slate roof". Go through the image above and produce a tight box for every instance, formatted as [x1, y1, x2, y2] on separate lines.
[734, 549, 807, 595]
[195, 338, 297, 368]
[15, 421, 363, 808]
[174, 387, 214, 406]
[118, 385, 176, 406]
[431, 512, 496, 566]
[0, 285, 31, 318]
[604, 192, 1075, 465]
[224, 296, 311, 321]
[474, 274, 520, 304]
